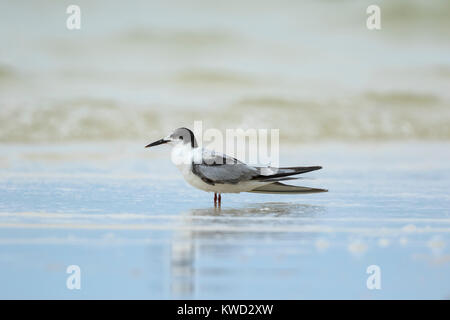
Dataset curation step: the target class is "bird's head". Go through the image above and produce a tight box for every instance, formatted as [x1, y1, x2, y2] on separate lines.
[145, 127, 198, 149]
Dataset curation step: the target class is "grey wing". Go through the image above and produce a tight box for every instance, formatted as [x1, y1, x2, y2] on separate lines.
[192, 149, 259, 185]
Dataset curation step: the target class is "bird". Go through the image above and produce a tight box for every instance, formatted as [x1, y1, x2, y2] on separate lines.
[145, 127, 327, 206]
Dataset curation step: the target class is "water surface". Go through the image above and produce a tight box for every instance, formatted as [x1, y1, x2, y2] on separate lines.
[0, 142, 449, 299]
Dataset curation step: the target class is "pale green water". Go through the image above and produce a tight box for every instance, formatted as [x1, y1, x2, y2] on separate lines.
[0, 0, 449, 142]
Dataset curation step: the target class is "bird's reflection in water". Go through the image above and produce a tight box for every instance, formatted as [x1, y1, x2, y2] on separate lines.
[192, 202, 325, 218]
[170, 229, 196, 296]
[170, 202, 325, 297]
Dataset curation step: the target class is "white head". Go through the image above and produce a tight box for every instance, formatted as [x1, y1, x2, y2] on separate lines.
[145, 127, 198, 149]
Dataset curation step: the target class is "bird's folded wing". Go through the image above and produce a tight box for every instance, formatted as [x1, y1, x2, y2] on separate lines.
[192, 149, 259, 184]
[192, 149, 323, 185]
[196, 148, 243, 165]
[192, 162, 259, 184]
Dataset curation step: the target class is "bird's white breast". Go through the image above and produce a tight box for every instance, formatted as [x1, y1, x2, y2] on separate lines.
[171, 145, 267, 194]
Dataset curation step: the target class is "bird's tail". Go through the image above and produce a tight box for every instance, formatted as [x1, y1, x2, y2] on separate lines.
[249, 182, 328, 194]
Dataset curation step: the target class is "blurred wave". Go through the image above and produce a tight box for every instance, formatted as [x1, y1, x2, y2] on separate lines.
[117, 29, 238, 48]
[1, 91, 449, 142]
[1, 0, 449, 143]
[0, 64, 17, 81]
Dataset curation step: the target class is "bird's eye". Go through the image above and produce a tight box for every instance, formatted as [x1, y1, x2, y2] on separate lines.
[179, 136, 183, 140]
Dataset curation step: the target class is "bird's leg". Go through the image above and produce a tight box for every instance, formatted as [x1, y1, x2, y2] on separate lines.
[218, 194, 221, 206]
[214, 193, 217, 206]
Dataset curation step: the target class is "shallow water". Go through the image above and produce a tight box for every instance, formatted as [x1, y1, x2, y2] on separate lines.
[0, 142, 449, 299]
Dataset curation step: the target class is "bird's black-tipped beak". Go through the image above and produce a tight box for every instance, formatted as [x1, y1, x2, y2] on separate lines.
[145, 139, 169, 148]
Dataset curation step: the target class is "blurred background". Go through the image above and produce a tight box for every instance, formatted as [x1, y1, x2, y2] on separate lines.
[0, 0, 449, 143]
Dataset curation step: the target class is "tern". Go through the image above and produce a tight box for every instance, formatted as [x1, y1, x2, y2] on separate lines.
[145, 128, 327, 206]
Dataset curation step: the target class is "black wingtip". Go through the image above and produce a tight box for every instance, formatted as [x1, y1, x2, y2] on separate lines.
[252, 165, 324, 181]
